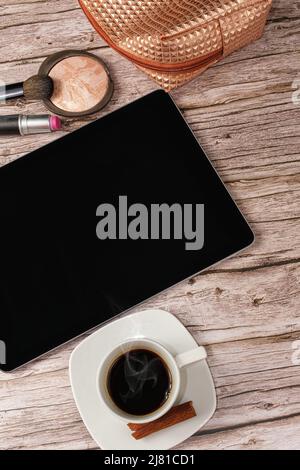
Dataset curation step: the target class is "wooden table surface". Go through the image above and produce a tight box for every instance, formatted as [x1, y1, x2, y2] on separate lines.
[0, 0, 300, 451]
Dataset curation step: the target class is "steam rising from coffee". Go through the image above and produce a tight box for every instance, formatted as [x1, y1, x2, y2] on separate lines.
[121, 351, 159, 402]
[107, 348, 171, 415]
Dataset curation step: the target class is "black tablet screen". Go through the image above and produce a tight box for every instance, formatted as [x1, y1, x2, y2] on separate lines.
[0, 91, 254, 370]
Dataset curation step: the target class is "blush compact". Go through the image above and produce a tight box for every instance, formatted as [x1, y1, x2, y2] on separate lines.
[39, 50, 114, 117]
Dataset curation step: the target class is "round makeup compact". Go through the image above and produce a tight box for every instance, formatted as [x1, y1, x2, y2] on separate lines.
[39, 50, 114, 117]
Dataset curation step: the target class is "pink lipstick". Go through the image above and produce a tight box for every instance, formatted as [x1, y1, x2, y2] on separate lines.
[0, 114, 62, 136]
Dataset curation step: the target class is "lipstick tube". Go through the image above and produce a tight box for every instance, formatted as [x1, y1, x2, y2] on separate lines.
[0, 115, 62, 136]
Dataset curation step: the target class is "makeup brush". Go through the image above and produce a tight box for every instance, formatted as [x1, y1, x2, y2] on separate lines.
[0, 75, 54, 102]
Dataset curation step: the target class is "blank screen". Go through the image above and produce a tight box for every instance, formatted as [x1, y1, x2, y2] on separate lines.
[0, 91, 254, 370]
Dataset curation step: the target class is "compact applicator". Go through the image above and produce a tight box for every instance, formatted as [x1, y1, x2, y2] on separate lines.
[0, 75, 54, 102]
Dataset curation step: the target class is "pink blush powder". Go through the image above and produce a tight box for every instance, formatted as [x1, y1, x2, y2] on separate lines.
[49, 56, 109, 113]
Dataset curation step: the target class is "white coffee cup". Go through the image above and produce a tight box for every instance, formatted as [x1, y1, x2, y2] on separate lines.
[96, 338, 207, 424]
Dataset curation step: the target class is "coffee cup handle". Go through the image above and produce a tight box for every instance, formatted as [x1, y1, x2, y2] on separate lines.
[175, 346, 207, 369]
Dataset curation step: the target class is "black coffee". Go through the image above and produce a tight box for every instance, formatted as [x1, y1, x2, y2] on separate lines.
[107, 349, 172, 416]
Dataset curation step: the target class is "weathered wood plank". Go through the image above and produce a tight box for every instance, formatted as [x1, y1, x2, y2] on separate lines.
[176, 415, 300, 450]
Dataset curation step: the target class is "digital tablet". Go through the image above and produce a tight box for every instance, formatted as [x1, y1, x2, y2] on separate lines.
[0, 91, 254, 371]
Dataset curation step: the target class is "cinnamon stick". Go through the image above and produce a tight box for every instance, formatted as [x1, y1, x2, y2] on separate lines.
[128, 401, 196, 440]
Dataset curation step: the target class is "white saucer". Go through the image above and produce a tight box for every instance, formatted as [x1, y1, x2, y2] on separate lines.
[69, 309, 216, 450]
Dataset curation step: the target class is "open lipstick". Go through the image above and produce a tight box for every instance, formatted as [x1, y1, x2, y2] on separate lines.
[0, 115, 62, 136]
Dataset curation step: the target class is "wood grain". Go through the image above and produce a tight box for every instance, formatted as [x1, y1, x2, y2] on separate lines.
[0, 0, 300, 450]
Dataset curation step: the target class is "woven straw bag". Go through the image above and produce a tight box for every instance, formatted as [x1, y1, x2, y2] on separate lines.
[79, 0, 272, 91]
